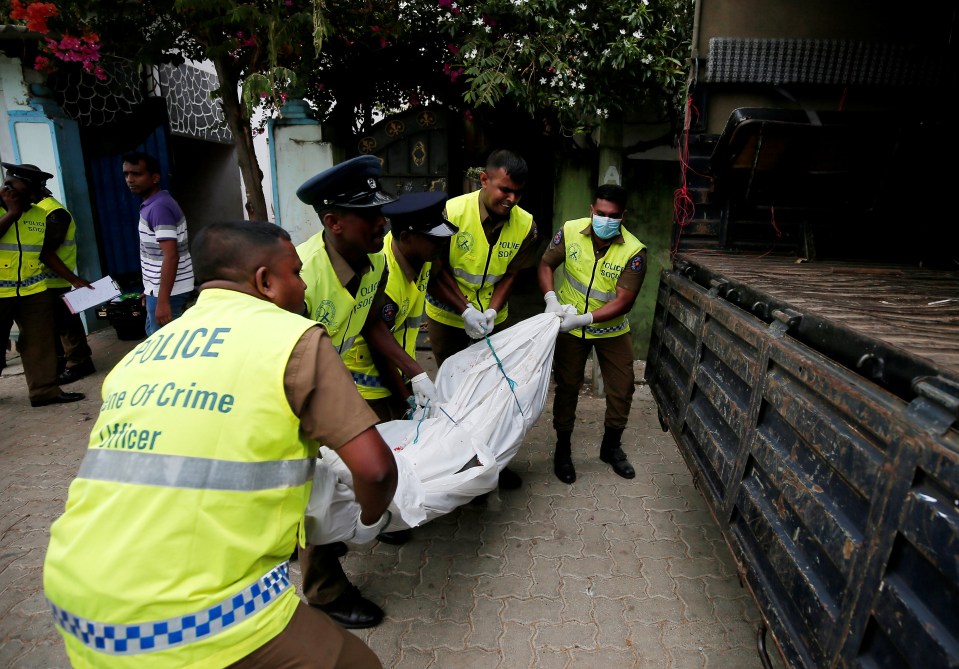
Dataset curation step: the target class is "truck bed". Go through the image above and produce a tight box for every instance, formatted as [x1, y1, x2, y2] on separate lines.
[645, 253, 959, 669]
[680, 254, 959, 379]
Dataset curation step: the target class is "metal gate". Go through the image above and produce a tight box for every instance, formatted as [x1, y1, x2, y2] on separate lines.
[352, 107, 452, 195]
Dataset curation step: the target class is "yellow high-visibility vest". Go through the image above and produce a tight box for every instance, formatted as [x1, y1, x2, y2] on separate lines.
[38, 197, 77, 289]
[298, 232, 385, 356]
[0, 198, 58, 297]
[343, 232, 430, 399]
[44, 289, 317, 668]
[425, 190, 532, 328]
[556, 218, 646, 338]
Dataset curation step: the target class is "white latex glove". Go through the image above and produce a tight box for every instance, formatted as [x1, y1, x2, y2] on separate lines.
[411, 372, 439, 407]
[544, 291, 565, 315]
[483, 308, 497, 333]
[462, 304, 488, 339]
[559, 311, 593, 333]
[352, 508, 393, 544]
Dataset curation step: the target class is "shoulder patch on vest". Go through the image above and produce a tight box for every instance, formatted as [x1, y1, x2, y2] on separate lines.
[381, 302, 398, 323]
[551, 229, 563, 247]
[628, 254, 645, 272]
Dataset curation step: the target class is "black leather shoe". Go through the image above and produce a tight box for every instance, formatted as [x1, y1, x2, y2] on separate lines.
[600, 447, 635, 479]
[316, 586, 384, 629]
[58, 360, 95, 385]
[31, 392, 85, 408]
[498, 466, 523, 490]
[554, 453, 576, 484]
[377, 529, 412, 545]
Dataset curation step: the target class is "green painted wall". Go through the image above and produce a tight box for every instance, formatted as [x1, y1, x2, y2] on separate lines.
[550, 157, 677, 360]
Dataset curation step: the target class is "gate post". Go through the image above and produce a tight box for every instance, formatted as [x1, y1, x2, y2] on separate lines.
[268, 99, 337, 246]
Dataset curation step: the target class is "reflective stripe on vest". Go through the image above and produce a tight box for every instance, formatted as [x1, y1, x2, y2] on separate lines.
[564, 273, 617, 303]
[452, 266, 504, 285]
[297, 232, 385, 357]
[425, 190, 532, 328]
[78, 450, 315, 491]
[50, 562, 291, 656]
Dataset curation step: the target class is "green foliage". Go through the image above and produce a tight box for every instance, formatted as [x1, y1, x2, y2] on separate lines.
[441, 0, 694, 134]
[6, 0, 692, 139]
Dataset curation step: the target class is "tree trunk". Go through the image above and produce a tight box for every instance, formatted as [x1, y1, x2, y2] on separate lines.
[212, 55, 270, 222]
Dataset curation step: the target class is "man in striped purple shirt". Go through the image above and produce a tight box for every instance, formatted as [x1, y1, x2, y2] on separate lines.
[122, 152, 195, 335]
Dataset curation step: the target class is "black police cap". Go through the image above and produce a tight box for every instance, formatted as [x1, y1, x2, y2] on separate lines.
[2, 162, 54, 195]
[296, 155, 397, 210]
[382, 191, 458, 238]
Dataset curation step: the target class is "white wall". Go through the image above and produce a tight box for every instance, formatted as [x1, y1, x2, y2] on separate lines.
[270, 119, 333, 246]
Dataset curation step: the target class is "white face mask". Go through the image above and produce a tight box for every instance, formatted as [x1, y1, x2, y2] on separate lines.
[591, 214, 622, 240]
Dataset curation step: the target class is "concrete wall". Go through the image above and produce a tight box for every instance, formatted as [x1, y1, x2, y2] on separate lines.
[268, 101, 335, 246]
[169, 135, 244, 234]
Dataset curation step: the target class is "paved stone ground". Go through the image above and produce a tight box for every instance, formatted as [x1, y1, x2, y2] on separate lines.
[0, 326, 786, 668]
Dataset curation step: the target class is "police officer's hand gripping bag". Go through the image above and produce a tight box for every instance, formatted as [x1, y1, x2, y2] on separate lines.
[305, 313, 561, 544]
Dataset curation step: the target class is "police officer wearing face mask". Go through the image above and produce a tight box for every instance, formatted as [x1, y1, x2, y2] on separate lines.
[537, 183, 648, 484]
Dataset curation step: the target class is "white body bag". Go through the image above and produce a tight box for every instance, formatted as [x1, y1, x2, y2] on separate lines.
[305, 312, 560, 544]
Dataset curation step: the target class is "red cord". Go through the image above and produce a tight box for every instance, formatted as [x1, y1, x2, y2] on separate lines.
[672, 96, 698, 261]
[770, 205, 782, 237]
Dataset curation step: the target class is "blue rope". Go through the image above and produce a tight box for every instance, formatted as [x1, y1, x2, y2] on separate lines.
[485, 336, 524, 415]
[407, 399, 459, 445]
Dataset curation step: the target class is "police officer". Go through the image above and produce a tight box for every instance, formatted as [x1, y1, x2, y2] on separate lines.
[0, 163, 84, 407]
[424, 149, 539, 490]
[44, 220, 396, 668]
[296, 156, 440, 628]
[28, 171, 97, 384]
[344, 190, 458, 421]
[538, 183, 648, 483]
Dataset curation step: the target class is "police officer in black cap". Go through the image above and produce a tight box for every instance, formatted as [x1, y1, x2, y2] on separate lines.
[294, 156, 444, 629]
[0, 163, 86, 406]
[344, 190, 457, 420]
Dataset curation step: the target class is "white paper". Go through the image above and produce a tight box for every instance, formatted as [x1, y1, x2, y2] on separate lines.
[60, 276, 122, 314]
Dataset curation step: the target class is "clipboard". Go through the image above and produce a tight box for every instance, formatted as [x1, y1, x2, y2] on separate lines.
[61, 276, 122, 314]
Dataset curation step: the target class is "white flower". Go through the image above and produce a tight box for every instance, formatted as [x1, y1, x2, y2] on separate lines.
[540, 77, 547, 84]
[633, 30, 643, 39]
[643, 54, 653, 64]
[592, 23, 599, 30]
[579, 3, 586, 9]
[619, 28, 626, 35]
[568, 96, 575, 105]
[578, 82, 585, 90]
[473, 17, 484, 26]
